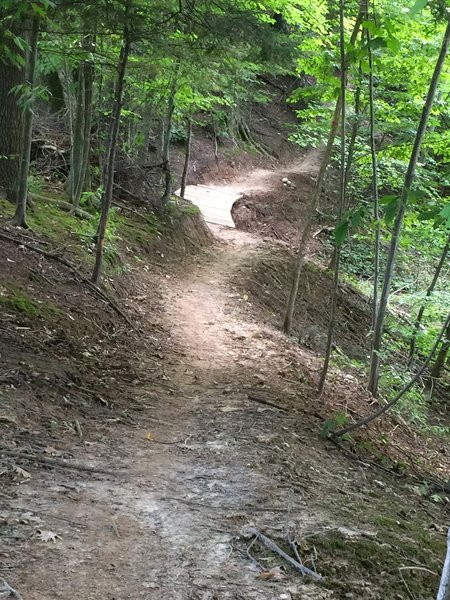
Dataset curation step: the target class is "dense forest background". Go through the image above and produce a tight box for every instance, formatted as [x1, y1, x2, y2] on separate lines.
[1, 0, 449, 411]
[1, 0, 450, 598]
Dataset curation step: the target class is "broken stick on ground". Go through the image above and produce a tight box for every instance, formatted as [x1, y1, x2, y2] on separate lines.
[245, 527, 323, 580]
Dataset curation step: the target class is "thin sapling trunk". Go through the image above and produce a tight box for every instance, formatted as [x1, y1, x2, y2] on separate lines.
[365, 2, 381, 333]
[180, 117, 192, 199]
[157, 79, 176, 211]
[368, 20, 450, 396]
[318, 0, 346, 395]
[283, 9, 363, 335]
[408, 231, 450, 365]
[92, 4, 131, 285]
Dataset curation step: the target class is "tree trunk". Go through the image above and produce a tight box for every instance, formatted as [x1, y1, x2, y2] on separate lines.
[92, 4, 131, 285]
[425, 319, 450, 397]
[318, 0, 346, 395]
[0, 23, 25, 203]
[59, 58, 75, 143]
[12, 16, 40, 228]
[365, 0, 381, 334]
[334, 310, 450, 438]
[67, 32, 95, 208]
[408, 232, 450, 365]
[368, 21, 450, 397]
[180, 118, 192, 199]
[327, 71, 362, 272]
[156, 82, 176, 212]
[283, 9, 363, 335]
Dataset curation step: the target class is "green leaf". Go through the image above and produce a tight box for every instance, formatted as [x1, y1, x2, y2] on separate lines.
[418, 208, 440, 221]
[334, 219, 349, 246]
[384, 197, 400, 224]
[409, 0, 427, 15]
[370, 37, 388, 50]
[351, 208, 365, 228]
[386, 36, 401, 53]
[380, 194, 398, 205]
[440, 203, 450, 226]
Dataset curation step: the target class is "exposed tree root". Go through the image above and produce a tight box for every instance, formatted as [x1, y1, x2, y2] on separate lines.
[0, 231, 137, 330]
[29, 192, 92, 219]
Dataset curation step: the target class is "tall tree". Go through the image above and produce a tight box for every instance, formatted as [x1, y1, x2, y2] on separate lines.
[365, 4, 381, 335]
[318, 0, 346, 394]
[66, 29, 95, 209]
[92, 0, 132, 285]
[12, 14, 40, 228]
[283, 8, 363, 335]
[368, 19, 450, 396]
[0, 13, 25, 203]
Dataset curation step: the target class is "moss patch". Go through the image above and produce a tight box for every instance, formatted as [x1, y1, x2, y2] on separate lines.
[308, 519, 444, 598]
[0, 282, 59, 319]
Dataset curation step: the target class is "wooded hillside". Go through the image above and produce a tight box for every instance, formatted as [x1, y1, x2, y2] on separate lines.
[1, 1, 450, 598]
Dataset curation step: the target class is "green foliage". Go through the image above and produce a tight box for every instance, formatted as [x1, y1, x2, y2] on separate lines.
[321, 412, 348, 437]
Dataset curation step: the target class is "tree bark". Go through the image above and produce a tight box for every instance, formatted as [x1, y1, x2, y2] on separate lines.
[12, 16, 40, 228]
[283, 9, 363, 335]
[156, 80, 176, 212]
[318, 0, 346, 394]
[426, 318, 450, 396]
[327, 69, 362, 272]
[365, 0, 381, 335]
[92, 3, 131, 285]
[67, 31, 95, 209]
[0, 21, 25, 203]
[408, 232, 450, 365]
[368, 21, 450, 397]
[180, 117, 192, 199]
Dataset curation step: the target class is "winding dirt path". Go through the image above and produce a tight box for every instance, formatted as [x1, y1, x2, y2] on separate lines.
[5, 151, 364, 600]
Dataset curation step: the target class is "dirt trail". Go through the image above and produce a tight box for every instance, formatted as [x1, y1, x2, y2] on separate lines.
[3, 152, 405, 600]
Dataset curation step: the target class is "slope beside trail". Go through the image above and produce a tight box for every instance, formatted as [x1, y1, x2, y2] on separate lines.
[3, 152, 441, 600]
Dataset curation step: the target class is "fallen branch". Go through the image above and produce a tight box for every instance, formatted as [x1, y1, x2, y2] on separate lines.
[245, 527, 323, 580]
[0, 449, 114, 475]
[0, 231, 137, 330]
[333, 310, 450, 437]
[247, 394, 287, 413]
[162, 496, 296, 513]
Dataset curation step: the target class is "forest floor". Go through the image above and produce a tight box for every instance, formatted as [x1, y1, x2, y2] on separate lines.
[1, 152, 448, 600]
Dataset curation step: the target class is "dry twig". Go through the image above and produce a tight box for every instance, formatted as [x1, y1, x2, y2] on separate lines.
[245, 527, 322, 580]
[0, 449, 113, 475]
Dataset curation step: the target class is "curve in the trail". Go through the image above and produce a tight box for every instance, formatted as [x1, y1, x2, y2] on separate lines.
[175, 184, 241, 227]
